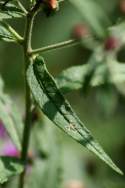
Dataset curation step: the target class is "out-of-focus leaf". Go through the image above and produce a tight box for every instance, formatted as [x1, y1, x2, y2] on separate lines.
[0, 157, 23, 184]
[0, 76, 23, 150]
[105, 54, 125, 96]
[29, 123, 62, 188]
[109, 22, 125, 47]
[0, 21, 17, 42]
[56, 50, 125, 94]
[96, 86, 118, 117]
[56, 50, 107, 94]
[69, 0, 110, 37]
[27, 56, 123, 175]
[0, 0, 25, 19]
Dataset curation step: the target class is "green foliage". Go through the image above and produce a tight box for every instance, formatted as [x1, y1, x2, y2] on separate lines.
[0, 0, 25, 19]
[28, 122, 62, 188]
[0, 76, 23, 150]
[0, 0, 124, 187]
[0, 21, 18, 42]
[27, 56, 123, 175]
[0, 157, 23, 184]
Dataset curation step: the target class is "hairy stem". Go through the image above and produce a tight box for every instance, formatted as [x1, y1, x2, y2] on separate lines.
[18, 12, 35, 188]
[30, 39, 79, 54]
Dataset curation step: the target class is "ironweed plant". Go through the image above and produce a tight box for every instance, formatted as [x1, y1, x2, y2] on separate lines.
[0, 0, 124, 188]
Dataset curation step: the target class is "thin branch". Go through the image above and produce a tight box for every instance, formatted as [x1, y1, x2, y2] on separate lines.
[30, 39, 80, 54]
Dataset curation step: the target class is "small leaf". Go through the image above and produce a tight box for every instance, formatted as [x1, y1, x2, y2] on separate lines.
[56, 51, 107, 94]
[0, 157, 23, 184]
[0, 76, 23, 150]
[0, 21, 17, 42]
[0, 0, 25, 20]
[56, 51, 125, 94]
[27, 56, 123, 175]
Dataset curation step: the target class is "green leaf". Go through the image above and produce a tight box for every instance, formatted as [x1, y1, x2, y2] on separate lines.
[69, 0, 110, 37]
[30, 123, 62, 188]
[0, 76, 23, 150]
[27, 56, 123, 175]
[0, 21, 17, 42]
[0, 0, 25, 20]
[0, 157, 23, 184]
[56, 51, 125, 94]
[56, 50, 107, 94]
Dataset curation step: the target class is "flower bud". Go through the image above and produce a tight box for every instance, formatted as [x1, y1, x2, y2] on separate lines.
[65, 180, 85, 188]
[72, 24, 89, 40]
[104, 37, 118, 51]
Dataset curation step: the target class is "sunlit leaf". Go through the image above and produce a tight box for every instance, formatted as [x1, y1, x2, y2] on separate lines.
[0, 0, 25, 20]
[27, 56, 123, 175]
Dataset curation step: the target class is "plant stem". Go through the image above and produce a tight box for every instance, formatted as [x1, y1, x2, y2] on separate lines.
[30, 39, 79, 54]
[18, 12, 35, 188]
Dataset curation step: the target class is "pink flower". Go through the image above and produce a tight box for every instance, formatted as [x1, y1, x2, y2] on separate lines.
[0, 141, 20, 157]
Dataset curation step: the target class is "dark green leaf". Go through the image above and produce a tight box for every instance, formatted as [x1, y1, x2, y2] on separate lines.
[0, 0, 25, 19]
[0, 21, 17, 42]
[0, 157, 23, 184]
[27, 56, 123, 175]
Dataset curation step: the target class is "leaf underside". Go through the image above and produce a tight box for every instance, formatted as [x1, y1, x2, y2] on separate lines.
[27, 56, 123, 175]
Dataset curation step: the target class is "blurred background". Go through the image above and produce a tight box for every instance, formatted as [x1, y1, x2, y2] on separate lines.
[0, 0, 125, 188]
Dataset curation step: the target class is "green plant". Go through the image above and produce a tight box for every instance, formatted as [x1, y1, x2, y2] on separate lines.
[0, 0, 124, 188]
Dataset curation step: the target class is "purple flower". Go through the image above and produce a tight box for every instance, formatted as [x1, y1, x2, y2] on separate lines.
[0, 141, 20, 157]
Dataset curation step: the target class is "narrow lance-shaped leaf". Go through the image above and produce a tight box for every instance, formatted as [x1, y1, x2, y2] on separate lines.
[27, 56, 123, 175]
[0, 157, 23, 184]
[0, 0, 25, 20]
[0, 21, 18, 42]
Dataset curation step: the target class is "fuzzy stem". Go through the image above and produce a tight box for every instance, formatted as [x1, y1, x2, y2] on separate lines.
[18, 12, 35, 188]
